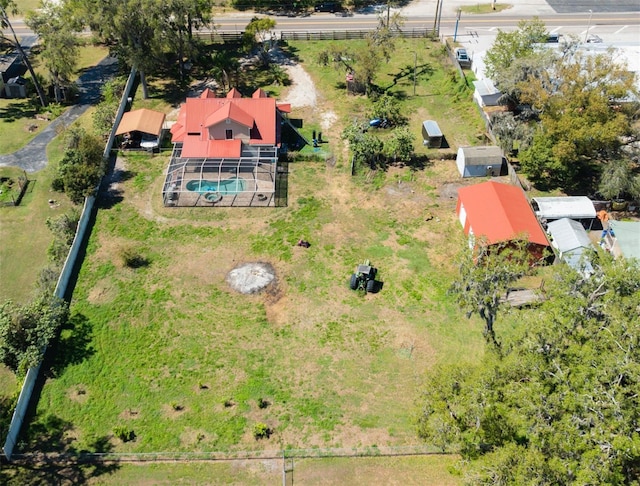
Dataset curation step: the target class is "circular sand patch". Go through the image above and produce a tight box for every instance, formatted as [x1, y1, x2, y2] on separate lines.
[226, 262, 276, 294]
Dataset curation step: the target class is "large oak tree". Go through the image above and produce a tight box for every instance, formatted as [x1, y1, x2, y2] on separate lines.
[418, 256, 640, 484]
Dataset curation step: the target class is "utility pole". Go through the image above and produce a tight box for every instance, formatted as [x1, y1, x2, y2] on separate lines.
[436, 0, 444, 36]
[386, 0, 390, 29]
[584, 9, 593, 43]
[433, 0, 440, 33]
[413, 51, 417, 96]
[454, 9, 461, 42]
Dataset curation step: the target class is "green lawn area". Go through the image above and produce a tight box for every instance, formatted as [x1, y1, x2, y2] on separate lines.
[0, 44, 108, 156]
[0, 454, 461, 485]
[2, 37, 513, 482]
[23, 38, 488, 467]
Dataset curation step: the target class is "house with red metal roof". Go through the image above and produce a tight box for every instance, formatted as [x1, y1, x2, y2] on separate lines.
[456, 181, 550, 259]
[164, 88, 292, 208]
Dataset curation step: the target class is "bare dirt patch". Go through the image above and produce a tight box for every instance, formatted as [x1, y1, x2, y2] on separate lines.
[67, 385, 89, 404]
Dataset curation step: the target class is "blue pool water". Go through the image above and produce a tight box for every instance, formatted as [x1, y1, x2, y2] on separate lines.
[186, 177, 246, 195]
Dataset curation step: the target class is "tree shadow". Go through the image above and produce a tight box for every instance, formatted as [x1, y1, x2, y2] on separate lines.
[46, 312, 95, 378]
[1, 415, 119, 485]
[0, 100, 37, 123]
[385, 62, 435, 91]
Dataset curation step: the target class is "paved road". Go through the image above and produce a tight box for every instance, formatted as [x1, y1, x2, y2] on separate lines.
[0, 56, 118, 172]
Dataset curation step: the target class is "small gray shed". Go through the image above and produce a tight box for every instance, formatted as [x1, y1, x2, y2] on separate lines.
[473, 78, 502, 107]
[456, 146, 503, 178]
[421, 120, 443, 148]
[547, 218, 594, 275]
[5, 76, 27, 99]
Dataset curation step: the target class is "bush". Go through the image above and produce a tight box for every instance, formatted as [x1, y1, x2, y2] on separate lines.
[113, 425, 135, 442]
[253, 422, 270, 440]
[119, 246, 148, 269]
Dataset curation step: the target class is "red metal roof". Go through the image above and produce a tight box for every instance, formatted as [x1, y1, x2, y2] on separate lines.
[457, 181, 549, 247]
[181, 138, 242, 158]
[226, 87, 242, 98]
[170, 88, 281, 157]
[200, 88, 217, 98]
[204, 102, 254, 128]
[253, 88, 268, 98]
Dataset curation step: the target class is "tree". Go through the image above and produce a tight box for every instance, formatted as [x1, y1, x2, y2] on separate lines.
[54, 127, 105, 204]
[92, 77, 126, 138]
[26, 1, 79, 103]
[369, 92, 406, 127]
[341, 122, 384, 169]
[483, 18, 548, 81]
[418, 256, 640, 484]
[598, 157, 640, 202]
[0, 0, 48, 107]
[160, 0, 213, 78]
[0, 296, 69, 374]
[243, 16, 276, 67]
[383, 126, 414, 164]
[518, 46, 634, 188]
[65, 0, 214, 97]
[449, 237, 532, 348]
[490, 111, 535, 156]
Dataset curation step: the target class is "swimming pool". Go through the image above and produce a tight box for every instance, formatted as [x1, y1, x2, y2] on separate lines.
[186, 177, 246, 195]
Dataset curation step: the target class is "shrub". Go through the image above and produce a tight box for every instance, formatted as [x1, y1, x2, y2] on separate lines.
[258, 398, 269, 409]
[119, 246, 148, 269]
[253, 422, 270, 440]
[113, 425, 135, 442]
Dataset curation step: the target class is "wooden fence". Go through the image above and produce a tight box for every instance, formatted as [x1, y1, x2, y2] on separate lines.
[197, 28, 438, 44]
[280, 28, 436, 41]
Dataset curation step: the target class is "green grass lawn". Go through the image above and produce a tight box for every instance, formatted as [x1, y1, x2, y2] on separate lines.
[27, 151, 484, 456]
[0, 454, 462, 485]
[13, 37, 498, 482]
[0, 161, 75, 304]
[0, 44, 108, 156]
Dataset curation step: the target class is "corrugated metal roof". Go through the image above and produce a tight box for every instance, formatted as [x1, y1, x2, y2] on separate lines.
[172, 88, 280, 157]
[204, 102, 254, 128]
[472, 78, 500, 97]
[459, 146, 503, 166]
[532, 196, 596, 219]
[610, 220, 640, 260]
[547, 218, 592, 253]
[457, 181, 549, 247]
[115, 108, 166, 136]
[181, 138, 242, 158]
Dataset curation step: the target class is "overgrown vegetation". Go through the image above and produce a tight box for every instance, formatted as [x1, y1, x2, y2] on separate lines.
[418, 256, 640, 484]
[484, 18, 639, 195]
[52, 127, 105, 204]
[0, 295, 69, 375]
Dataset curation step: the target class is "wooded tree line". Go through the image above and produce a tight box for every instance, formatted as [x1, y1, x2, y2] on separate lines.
[485, 19, 640, 199]
[419, 255, 640, 484]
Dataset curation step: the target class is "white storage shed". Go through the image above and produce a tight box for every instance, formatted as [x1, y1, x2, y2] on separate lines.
[456, 146, 503, 178]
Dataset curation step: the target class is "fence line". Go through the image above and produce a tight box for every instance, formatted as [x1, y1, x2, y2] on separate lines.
[7, 444, 453, 464]
[2, 67, 138, 462]
[280, 28, 436, 41]
[195, 28, 438, 44]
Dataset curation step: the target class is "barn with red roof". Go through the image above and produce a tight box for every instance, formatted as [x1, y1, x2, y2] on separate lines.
[456, 181, 550, 259]
[163, 87, 291, 207]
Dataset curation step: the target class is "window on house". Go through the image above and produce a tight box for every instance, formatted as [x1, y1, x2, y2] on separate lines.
[226, 129, 233, 139]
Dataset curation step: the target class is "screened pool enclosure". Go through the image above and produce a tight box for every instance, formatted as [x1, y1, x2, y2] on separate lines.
[162, 145, 279, 207]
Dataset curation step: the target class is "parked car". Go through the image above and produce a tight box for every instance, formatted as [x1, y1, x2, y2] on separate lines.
[455, 48, 471, 68]
[314, 2, 341, 12]
[546, 33, 560, 43]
